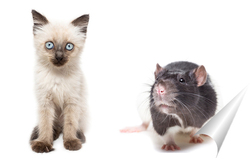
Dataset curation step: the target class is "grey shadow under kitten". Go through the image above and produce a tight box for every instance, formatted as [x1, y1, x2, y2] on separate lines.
[30, 10, 89, 153]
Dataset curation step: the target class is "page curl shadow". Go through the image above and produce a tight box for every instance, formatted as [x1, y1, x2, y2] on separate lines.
[195, 86, 248, 157]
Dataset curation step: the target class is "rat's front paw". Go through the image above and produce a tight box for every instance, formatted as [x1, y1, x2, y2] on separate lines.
[189, 136, 203, 143]
[31, 141, 54, 153]
[161, 144, 180, 151]
[64, 139, 82, 151]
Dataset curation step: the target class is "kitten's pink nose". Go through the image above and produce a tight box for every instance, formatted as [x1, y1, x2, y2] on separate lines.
[157, 86, 165, 95]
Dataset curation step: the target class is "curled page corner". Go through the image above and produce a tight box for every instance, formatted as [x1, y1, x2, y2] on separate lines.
[195, 85, 248, 157]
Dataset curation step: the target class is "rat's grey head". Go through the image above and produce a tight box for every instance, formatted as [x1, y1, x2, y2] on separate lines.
[31, 10, 89, 67]
[151, 63, 207, 115]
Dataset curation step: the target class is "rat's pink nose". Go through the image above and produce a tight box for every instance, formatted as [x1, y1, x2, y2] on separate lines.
[157, 87, 165, 95]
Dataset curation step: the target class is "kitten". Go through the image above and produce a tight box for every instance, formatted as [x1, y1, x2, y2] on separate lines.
[30, 10, 89, 153]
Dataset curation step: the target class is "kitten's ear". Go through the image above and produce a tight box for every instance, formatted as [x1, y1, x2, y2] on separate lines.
[31, 10, 49, 35]
[193, 65, 207, 87]
[154, 63, 163, 79]
[71, 14, 89, 34]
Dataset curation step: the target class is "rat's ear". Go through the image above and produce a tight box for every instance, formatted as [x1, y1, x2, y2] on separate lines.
[71, 14, 89, 34]
[193, 65, 207, 87]
[31, 10, 49, 35]
[154, 63, 163, 79]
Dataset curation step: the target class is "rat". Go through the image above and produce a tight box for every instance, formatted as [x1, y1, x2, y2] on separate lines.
[120, 61, 217, 151]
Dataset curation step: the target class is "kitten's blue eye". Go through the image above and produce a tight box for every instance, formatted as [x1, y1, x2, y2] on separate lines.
[65, 43, 74, 51]
[45, 42, 54, 50]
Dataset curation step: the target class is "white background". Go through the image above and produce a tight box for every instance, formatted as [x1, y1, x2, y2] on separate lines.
[0, 0, 250, 166]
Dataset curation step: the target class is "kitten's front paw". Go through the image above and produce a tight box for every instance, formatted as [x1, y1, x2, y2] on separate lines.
[31, 141, 54, 153]
[64, 139, 82, 151]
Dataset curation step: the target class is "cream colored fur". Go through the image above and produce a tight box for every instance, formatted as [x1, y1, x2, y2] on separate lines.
[30, 11, 88, 152]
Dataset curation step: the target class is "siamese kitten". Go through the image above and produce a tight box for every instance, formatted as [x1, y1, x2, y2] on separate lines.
[30, 10, 89, 153]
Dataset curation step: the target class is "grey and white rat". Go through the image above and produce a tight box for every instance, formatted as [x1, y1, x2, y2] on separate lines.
[121, 61, 217, 151]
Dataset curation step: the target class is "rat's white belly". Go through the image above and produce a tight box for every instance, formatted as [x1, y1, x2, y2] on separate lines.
[170, 114, 199, 134]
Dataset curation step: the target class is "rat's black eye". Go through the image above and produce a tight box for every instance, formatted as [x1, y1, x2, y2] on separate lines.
[179, 78, 185, 83]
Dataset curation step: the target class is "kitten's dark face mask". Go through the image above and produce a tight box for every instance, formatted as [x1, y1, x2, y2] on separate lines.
[45, 41, 74, 67]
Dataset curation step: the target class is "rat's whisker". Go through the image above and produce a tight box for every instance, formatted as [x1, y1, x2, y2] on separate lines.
[143, 83, 153, 88]
[161, 114, 169, 123]
[177, 92, 216, 105]
[192, 105, 209, 120]
[173, 98, 187, 127]
[175, 98, 195, 126]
